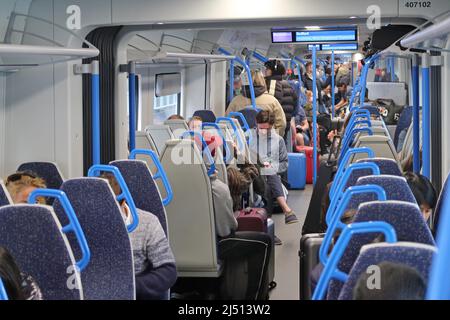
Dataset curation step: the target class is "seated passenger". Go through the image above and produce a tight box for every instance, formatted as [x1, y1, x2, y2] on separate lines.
[353, 261, 426, 300]
[167, 114, 185, 120]
[188, 116, 203, 132]
[249, 110, 298, 225]
[404, 172, 438, 222]
[294, 104, 310, 147]
[226, 70, 287, 137]
[101, 173, 177, 300]
[0, 246, 43, 300]
[5, 171, 46, 204]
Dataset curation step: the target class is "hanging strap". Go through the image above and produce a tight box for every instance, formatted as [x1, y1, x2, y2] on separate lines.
[269, 80, 277, 97]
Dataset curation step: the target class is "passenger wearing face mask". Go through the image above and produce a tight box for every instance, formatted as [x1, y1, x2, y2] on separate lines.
[249, 110, 298, 226]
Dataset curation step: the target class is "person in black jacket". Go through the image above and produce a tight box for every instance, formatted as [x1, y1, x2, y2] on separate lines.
[302, 62, 324, 107]
[264, 59, 299, 140]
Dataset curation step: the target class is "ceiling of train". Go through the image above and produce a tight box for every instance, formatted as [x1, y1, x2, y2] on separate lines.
[125, 18, 425, 64]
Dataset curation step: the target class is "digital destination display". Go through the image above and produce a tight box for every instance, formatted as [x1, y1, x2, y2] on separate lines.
[308, 43, 359, 51]
[271, 28, 358, 44]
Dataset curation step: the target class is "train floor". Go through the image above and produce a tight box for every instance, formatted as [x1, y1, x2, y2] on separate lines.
[269, 185, 314, 300]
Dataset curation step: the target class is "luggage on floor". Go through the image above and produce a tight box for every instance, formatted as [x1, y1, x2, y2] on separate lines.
[236, 207, 268, 233]
[299, 233, 325, 300]
[287, 153, 306, 190]
[296, 146, 320, 184]
[301, 160, 336, 235]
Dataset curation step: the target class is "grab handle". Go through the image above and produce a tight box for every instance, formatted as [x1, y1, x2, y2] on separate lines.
[29, 189, 91, 271]
[339, 127, 374, 162]
[313, 221, 397, 300]
[129, 149, 173, 206]
[334, 147, 375, 186]
[181, 131, 216, 176]
[229, 112, 251, 132]
[88, 165, 139, 233]
[216, 117, 246, 153]
[0, 279, 8, 300]
[202, 122, 232, 164]
[320, 184, 387, 265]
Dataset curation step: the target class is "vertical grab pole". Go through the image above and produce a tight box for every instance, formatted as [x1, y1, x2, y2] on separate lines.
[422, 54, 431, 179]
[412, 55, 421, 174]
[228, 59, 235, 104]
[91, 60, 101, 165]
[331, 50, 335, 118]
[128, 61, 136, 153]
[312, 46, 318, 185]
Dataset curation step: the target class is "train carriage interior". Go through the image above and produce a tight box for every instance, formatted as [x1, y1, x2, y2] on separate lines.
[1, 0, 450, 302]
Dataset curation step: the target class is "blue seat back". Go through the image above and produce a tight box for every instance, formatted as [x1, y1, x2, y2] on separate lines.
[239, 108, 258, 129]
[17, 162, 64, 190]
[431, 172, 450, 236]
[110, 160, 168, 236]
[327, 201, 435, 300]
[0, 205, 83, 300]
[355, 158, 402, 176]
[393, 106, 413, 150]
[339, 242, 436, 300]
[347, 175, 417, 210]
[0, 180, 11, 207]
[53, 178, 135, 300]
[193, 110, 216, 123]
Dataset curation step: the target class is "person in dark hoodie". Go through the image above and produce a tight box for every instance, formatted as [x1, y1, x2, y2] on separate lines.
[264, 59, 299, 139]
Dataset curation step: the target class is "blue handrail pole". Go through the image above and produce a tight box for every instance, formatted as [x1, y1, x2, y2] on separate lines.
[331, 50, 335, 118]
[218, 47, 257, 110]
[427, 189, 450, 299]
[252, 51, 269, 63]
[91, 60, 101, 165]
[422, 54, 431, 179]
[128, 61, 137, 153]
[312, 45, 318, 185]
[412, 55, 421, 174]
[228, 59, 235, 104]
[351, 61, 354, 87]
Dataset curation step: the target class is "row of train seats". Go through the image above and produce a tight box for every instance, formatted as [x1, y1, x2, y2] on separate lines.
[0, 109, 272, 300]
[137, 110, 273, 278]
[299, 103, 447, 300]
[0, 153, 172, 300]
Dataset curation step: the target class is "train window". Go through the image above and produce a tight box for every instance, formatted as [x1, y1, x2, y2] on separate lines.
[153, 93, 181, 124]
[154, 73, 181, 124]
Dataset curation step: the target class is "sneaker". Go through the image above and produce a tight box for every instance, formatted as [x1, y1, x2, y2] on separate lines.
[274, 235, 283, 245]
[285, 212, 299, 224]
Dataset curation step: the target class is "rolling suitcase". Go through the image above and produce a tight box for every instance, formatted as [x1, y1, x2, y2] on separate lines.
[236, 208, 268, 232]
[287, 153, 306, 190]
[299, 233, 324, 300]
[296, 146, 319, 184]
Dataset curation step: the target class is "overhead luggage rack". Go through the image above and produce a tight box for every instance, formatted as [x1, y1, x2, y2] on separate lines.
[0, 13, 99, 72]
[131, 51, 236, 68]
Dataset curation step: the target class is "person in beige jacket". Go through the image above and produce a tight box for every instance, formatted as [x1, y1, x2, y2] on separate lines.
[226, 70, 286, 136]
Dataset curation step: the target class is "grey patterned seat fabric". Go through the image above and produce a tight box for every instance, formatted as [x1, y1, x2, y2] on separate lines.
[0, 180, 11, 207]
[53, 178, 135, 300]
[0, 205, 83, 300]
[338, 242, 436, 300]
[144, 125, 174, 157]
[18, 162, 64, 190]
[347, 175, 417, 211]
[110, 160, 168, 235]
[327, 201, 435, 300]
[160, 139, 221, 277]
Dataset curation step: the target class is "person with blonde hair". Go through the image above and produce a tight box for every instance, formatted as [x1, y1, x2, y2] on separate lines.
[5, 171, 47, 204]
[226, 70, 286, 136]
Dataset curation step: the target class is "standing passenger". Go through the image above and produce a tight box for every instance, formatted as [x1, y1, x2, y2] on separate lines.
[227, 70, 286, 137]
